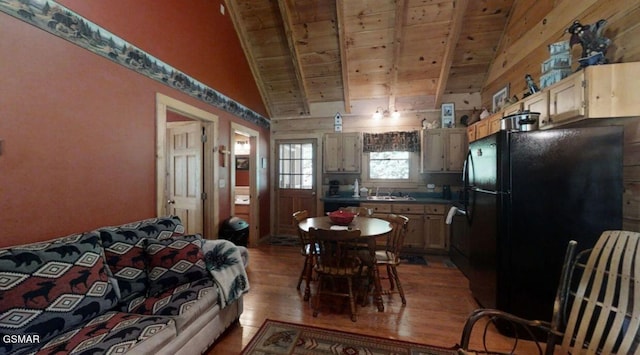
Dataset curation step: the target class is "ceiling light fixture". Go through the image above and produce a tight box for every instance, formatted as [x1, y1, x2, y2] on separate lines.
[372, 107, 383, 120]
[372, 107, 400, 120]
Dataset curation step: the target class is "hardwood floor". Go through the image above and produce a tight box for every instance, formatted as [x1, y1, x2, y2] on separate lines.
[207, 244, 543, 354]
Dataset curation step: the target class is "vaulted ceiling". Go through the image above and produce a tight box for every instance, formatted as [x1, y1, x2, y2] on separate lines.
[225, 0, 514, 120]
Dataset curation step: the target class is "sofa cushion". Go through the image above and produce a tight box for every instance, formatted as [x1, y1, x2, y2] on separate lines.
[31, 311, 176, 354]
[99, 216, 185, 302]
[123, 215, 185, 239]
[99, 228, 148, 302]
[0, 232, 118, 355]
[120, 278, 218, 332]
[145, 235, 208, 297]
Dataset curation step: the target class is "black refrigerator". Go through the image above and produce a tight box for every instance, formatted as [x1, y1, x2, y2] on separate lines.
[461, 126, 623, 334]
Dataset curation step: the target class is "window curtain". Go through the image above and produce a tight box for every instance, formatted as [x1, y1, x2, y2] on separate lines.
[362, 131, 420, 152]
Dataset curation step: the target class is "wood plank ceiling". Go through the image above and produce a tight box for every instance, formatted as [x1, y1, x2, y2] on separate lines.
[225, 0, 514, 120]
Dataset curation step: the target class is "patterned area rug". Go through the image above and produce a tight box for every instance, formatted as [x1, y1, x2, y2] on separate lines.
[241, 319, 459, 354]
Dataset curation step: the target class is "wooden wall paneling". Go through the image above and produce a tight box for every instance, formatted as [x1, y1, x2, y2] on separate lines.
[483, 0, 640, 109]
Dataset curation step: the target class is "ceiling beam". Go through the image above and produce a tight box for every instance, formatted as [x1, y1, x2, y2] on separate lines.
[336, 0, 351, 114]
[277, 0, 311, 116]
[434, 0, 468, 107]
[224, 0, 274, 119]
[388, 0, 408, 113]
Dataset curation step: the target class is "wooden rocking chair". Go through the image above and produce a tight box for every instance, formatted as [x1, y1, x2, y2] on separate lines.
[458, 230, 640, 354]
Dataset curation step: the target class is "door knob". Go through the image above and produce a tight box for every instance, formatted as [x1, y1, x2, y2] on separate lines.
[167, 199, 175, 204]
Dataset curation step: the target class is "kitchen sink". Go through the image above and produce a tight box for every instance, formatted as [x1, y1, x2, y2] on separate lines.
[366, 195, 415, 201]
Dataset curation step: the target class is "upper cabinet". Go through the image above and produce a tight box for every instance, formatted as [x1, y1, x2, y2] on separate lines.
[522, 91, 550, 128]
[421, 128, 467, 173]
[547, 62, 640, 126]
[323, 132, 361, 173]
[468, 62, 640, 141]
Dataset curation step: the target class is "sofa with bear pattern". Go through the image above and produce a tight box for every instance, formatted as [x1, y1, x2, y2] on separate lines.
[0, 216, 249, 354]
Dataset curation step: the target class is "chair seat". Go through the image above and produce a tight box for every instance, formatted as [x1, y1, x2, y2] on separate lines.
[374, 250, 398, 264]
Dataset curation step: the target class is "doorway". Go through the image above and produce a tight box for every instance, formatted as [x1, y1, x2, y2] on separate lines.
[230, 122, 260, 246]
[156, 93, 219, 238]
[274, 139, 318, 236]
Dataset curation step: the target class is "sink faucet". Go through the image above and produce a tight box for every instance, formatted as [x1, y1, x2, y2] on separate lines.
[375, 187, 380, 197]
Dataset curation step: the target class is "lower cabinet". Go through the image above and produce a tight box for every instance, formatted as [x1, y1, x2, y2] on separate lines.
[360, 202, 448, 254]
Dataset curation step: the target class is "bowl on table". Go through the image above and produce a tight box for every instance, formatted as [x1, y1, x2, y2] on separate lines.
[328, 210, 355, 226]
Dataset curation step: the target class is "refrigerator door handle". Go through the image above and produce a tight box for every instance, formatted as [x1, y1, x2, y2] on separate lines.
[470, 187, 500, 195]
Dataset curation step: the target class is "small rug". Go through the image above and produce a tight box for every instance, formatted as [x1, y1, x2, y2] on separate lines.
[241, 319, 459, 355]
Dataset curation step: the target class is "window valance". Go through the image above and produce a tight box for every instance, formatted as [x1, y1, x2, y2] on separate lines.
[362, 131, 420, 153]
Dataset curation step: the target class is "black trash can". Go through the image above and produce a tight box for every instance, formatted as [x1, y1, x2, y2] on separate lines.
[219, 216, 249, 246]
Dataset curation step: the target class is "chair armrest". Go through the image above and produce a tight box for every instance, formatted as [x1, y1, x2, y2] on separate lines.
[459, 308, 562, 355]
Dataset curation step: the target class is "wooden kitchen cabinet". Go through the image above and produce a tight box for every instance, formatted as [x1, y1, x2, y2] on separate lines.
[488, 113, 502, 135]
[424, 214, 447, 250]
[391, 203, 448, 254]
[421, 128, 467, 173]
[361, 202, 448, 254]
[522, 90, 550, 128]
[475, 119, 489, 140]
[547, 62, 640, 127]
[502, 102, 523, 117]
[466, 125, 476, 142]
[360, 203, 391, 217]
[323, 132, 361, 173]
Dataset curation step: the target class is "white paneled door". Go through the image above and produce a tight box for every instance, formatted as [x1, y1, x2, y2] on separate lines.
[167, 121, 204, 235]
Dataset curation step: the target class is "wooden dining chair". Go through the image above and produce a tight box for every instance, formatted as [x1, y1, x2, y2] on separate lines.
[292, 210, 313, 301]
[374, 214, 409, 305]
[308, 227, 364, 322]
[459, 230, 640, 354]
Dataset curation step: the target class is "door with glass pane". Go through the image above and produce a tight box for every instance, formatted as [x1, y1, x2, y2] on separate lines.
[275, 139, 317, 236]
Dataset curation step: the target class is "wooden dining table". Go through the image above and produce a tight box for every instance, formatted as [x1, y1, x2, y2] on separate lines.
[298, 216, 392, 312]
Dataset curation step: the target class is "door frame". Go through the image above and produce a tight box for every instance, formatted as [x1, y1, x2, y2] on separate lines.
[230, 122, 260, 247]
[270, 132, 324, 235]
[156, 93, 219, 238]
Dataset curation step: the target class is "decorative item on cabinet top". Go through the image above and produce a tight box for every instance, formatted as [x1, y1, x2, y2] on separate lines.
[441, 103, 455, 128]
[492, 85, 510, 113]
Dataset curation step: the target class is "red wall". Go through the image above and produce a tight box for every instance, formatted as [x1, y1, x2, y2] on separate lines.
[57, 0, 267, 117]
[0, 4, 270, 247]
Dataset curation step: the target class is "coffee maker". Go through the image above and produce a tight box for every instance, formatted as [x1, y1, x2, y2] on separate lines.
[329, 180, 340, 196]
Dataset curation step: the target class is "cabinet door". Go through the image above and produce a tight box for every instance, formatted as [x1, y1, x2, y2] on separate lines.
[475, 120, 489, 140]
[323, 134, 342, 172]
[466, 125, 476, 142]
[522, 91, 550, 128]
[341, 133, 361, 173]
[403, 214, 425, 250]
[424, 214, 447, 250]
[446, 130, 467, 172]
[488, 114, 502, 135]
[422, 130, 444, 172]
[549, 71, 585, 124]
[502, 102, 523, 117]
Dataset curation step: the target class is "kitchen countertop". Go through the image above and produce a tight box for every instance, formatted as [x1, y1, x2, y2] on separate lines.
[320, 192, 455, 205]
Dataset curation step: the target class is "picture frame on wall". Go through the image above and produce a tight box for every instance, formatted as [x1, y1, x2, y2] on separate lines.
[492, 84, 510, 113]
[441, 103, 455, 128]
[235, 156, 249, 170]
